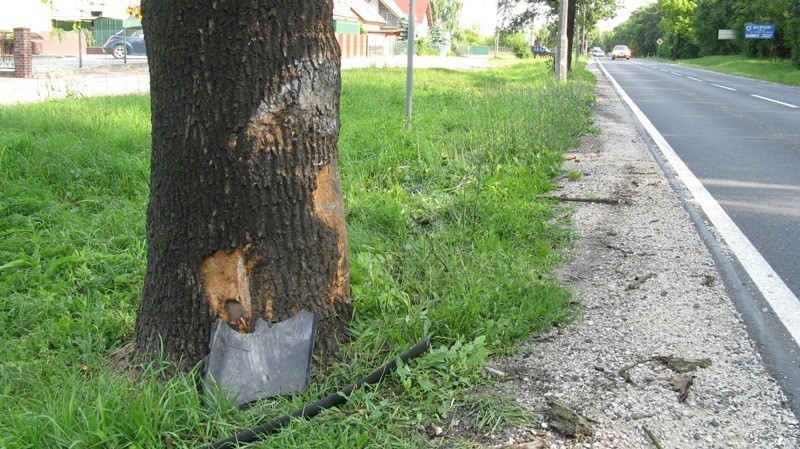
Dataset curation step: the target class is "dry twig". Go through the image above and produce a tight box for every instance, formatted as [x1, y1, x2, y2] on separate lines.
[626, 273, 655, 290]
[642, 425, 664, 449]
[539, 195, 627, 205]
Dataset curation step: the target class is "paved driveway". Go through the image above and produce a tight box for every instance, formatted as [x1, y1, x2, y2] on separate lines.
[1, 55, 150, 104]
[1, 53, 490, 105]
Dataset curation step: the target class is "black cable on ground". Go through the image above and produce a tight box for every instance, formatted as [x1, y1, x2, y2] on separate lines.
[200, 337, 431, 449]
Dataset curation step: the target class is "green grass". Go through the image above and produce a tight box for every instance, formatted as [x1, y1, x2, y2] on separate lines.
[657, 55, 800, 87]
[0, 60, 595, 448]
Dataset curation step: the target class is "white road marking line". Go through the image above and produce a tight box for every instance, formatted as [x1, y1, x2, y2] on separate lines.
[671, 72, 683, 76]
[599, 63, 800, 347]
[751, 94, 799, 109]
[687, 76, 702, 82]
[712, 83, 737, 91]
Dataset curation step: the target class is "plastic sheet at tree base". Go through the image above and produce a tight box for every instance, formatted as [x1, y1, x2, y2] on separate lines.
[205, 310, 317, 407]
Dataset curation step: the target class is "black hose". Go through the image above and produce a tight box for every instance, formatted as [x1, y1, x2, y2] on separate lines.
[200, 337, 431, 449]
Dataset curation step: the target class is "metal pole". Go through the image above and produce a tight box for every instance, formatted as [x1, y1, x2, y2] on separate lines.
[556, 0, 568, 82]
[123, 26, 128, 64]
[494, 2, 500, 58]
[405, 0, 415, 131]
[78, 28, 83, 69]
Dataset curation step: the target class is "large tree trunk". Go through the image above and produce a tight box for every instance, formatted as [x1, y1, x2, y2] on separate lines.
[135, 0, 352, 369]
[567, 0, 576, 71]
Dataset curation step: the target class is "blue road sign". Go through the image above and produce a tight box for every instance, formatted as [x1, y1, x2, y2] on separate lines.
[745, 23, 775, 39]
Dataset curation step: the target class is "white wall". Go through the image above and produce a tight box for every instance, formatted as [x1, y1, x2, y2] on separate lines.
[0, 0, 137, 33]
[1, 0, 53, 32]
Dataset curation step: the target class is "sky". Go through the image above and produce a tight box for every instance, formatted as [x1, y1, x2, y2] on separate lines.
[459, 0, 658, 36]
[459, 0, 499, 36]
[598, 0, 657, 31]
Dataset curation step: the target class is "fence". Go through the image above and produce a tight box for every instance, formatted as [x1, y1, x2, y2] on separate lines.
[454, 45, 510, 57]
[93, 19, 124, 49]
[336, 33, 367, 59]
[0, 28, 35, 78]
[1, 31, 12, 70]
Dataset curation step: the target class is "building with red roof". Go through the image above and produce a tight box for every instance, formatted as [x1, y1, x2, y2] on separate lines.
[363, 0, 433, 38]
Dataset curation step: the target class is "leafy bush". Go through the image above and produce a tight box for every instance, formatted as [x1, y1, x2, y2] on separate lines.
[452, 25, 483, 47]
[414, 38, 441, 56]
[502, 31, 532, 58]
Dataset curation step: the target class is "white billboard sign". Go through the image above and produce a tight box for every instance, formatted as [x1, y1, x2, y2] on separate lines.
[718, 29, 735, 40]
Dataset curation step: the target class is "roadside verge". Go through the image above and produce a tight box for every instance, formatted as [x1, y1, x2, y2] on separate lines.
[492, 59, 799, 448]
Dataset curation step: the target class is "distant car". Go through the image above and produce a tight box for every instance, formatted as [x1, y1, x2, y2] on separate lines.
[530, 45, 553, 57]
[592, 48, 605, 57]
[102, 26, 146, 59]
[611, 45, 631, 60]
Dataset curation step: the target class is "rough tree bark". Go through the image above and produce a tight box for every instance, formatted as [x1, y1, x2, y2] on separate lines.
[567, 0, 576, 71]
[134, 0, 352, 369]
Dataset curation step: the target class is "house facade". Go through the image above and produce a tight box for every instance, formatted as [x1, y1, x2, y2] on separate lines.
[334, 0, 413, 58]
[0, 0, 139, 56]
[3, 1, 428, 60]
[363, 0, 432, 38]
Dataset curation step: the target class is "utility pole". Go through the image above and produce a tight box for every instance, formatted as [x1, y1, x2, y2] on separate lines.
[405, 0, 415, 131]
[556, 0, 568, 82]
[580, 4, 587, 56]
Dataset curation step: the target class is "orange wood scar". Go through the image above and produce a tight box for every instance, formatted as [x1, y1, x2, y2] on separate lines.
[311, 162, 350, 303]
[200, 245, 256, 332]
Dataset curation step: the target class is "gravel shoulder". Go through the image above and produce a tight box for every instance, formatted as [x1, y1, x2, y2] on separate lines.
[493, 60, 799, 448]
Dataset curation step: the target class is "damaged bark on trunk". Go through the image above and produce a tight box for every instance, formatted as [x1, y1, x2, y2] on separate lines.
[134, 0, 352, 368]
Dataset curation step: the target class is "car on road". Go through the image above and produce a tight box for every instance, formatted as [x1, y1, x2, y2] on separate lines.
[611, 45, 631, 60]
[530, 45, 553, 58]
[591, 47, 605, 57]
[102, 26, 146, 59]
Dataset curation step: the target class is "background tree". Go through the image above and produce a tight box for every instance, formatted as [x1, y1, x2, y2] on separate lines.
[429, 23, 450, 48]
[693, 0, 740, 56]
[452, 24, 484, 46]
[398, 17, 410, 41]
[498, 0, 541, 30]
[658, 0, 699, 59]
[575, 0, 619, 53]
[731, 0, 793, 59]
[501, 30, 534, 57]
[787, 0, 800, 67]
[499, 0, 618, 69]
[609, 0, 800, 66]
[430, 0, 463, 36]
[604, 3, 663, 58]
[532, 19, 559, 49]
[135, 0, 352, 368]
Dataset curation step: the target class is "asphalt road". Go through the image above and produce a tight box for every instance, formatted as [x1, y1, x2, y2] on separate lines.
[598, 58, 800, 302]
